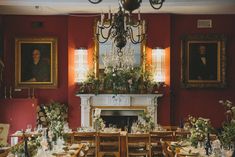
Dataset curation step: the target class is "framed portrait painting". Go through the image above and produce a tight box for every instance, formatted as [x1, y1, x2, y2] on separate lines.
[15, 37, 58, 89]
[181, 34, 226, 88]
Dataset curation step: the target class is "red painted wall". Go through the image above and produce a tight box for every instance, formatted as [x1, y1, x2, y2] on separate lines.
[67, 15, 97, 129]
[171, 15, 235, 128]
[0, 98, 37, 134]
[1, 14, 235, 131]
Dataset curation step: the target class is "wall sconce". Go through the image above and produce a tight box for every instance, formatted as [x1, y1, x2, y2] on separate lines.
[74, 48, 88, 83]
[152, 47, 165, 83]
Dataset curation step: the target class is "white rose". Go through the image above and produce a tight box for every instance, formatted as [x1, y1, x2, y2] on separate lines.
[219, 100, 223, 103]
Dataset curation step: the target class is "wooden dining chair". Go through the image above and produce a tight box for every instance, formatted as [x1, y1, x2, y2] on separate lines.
[97, 132, 120, 157]
[162, 126, 178, 131]
[160, 139, 175, 157]
[174, 130, 191, 141]
[73, 132, 97, 157]
[150, 131, 174, 157]
[126, 133, 151, 157]
[63, 132, 74, 144]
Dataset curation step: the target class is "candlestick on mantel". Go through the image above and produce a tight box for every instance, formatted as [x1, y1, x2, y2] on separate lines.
[28, 88, 31, 98]
[9, 86, 12, 99]
[4, 86, 7, 99]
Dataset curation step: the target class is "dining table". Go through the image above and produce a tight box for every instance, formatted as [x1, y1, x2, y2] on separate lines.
[170, 141, 234, 157]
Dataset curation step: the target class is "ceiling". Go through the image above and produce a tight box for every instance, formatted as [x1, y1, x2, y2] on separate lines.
[0, 0, 235, 15]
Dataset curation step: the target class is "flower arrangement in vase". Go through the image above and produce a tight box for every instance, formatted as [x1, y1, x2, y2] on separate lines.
[44, 101, 68, 142]
[218, 100, 235, 148]
[184, 115, 213, 147]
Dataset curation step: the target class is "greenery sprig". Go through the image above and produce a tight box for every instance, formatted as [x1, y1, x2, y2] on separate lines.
[10, 137, 41, 156]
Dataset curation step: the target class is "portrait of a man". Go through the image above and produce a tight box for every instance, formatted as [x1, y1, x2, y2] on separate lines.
[188, 43, 218, 81]
[181, 34, 226, 88]
[21, 44, 51, 82]
[15, 37, 58, 89]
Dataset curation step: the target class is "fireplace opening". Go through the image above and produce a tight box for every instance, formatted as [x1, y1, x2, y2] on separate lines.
[100, 110, 144, 132]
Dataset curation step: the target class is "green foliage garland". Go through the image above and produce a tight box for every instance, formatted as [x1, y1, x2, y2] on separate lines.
[78, 67, 159, 94]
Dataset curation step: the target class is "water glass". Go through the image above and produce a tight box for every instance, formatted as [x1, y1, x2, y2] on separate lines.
[26, 124, 32, 132]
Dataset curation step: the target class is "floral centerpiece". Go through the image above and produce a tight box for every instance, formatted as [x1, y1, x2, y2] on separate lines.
[44, 101, 68, 141]
[184, 115, 213, 147]
[93, 108, 105, 131]
[218, 100, 235, 148]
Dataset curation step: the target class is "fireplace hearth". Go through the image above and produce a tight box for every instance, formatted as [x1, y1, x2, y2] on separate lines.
[100, 110, 143, 132]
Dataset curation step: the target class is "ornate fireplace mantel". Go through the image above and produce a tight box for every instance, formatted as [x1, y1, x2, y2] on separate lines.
[76, 94, 163, 127]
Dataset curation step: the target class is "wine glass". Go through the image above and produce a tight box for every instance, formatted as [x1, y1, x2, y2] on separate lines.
[26, 124, 32, 132]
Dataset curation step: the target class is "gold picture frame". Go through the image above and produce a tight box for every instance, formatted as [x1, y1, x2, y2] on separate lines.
[181, 34, 226, 88]
[15, 37, 58, 89]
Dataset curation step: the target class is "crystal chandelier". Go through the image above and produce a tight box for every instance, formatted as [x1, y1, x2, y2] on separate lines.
[102, 42, 135, 71]
[89, 0, 165, 55]
[88, 0, 165, 10]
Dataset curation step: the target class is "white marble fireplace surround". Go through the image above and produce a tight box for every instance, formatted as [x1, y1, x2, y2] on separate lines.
[76, 94, 163, 127]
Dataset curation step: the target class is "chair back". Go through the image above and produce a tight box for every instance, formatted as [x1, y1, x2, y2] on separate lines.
[174, 130, 191, 141]
[150, 131, 174, 142]
[126, 133, 150, 157]
[73, 132, 97, 157]
[0, 123, 10, 145]
[162, 126, 178, 131]
[149, 131, 174, 156]
[160, 139, 175, 157]
[97, 132, 120, 157]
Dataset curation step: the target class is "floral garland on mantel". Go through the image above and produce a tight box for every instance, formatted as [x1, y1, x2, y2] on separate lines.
[77, 67, 160, 94]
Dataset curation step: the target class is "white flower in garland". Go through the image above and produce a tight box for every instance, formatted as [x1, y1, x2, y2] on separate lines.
[93, 108, 101, 119]
[93, 108, 105, 131]
[134, 107, 155, 133]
